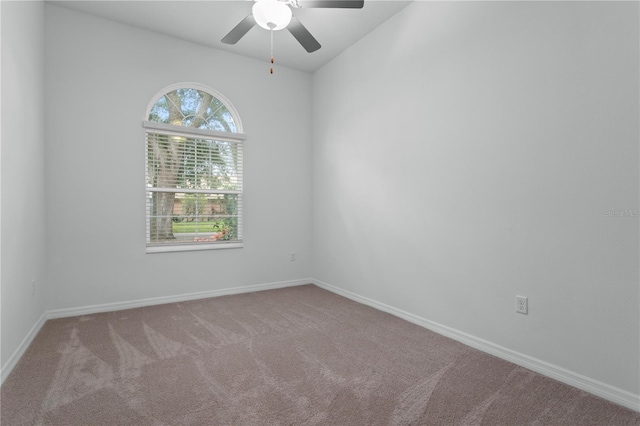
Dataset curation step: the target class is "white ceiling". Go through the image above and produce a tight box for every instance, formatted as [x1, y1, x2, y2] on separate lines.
[49, 0, 412, 73]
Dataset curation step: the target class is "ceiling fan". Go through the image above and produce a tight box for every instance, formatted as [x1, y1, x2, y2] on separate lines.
[221, 0, 364, 53]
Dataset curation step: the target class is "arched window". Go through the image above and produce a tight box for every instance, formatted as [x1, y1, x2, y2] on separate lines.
[143, 83, 244, 252]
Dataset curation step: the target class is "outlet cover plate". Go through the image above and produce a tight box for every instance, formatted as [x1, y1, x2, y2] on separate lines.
[516, 295, 528, 314]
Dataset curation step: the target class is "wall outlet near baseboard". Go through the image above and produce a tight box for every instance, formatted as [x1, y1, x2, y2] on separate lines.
[516, 295, 528, 314]
[290, 252, 296, 261]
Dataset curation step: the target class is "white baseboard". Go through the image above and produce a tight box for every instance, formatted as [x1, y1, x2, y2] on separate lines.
[1, 279, 311, 386]
[311, 278, 640, 412]
[1, 311, 47, 385]
[47, 278, 312, 319]
[4, 278, 639, 412]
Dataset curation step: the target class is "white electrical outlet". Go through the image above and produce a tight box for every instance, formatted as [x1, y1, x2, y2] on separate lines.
[31, 279, 36, 296]
[516, 295, 528, 314]
[290, 252, 296, 261]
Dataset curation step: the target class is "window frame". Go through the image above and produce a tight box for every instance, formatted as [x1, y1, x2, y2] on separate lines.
[143, 83, 245, 254]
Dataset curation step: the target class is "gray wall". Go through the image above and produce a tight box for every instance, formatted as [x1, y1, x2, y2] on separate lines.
[312, 1, 639, 395]
[43, 5, 313, 310]
[1, 1, 47, 368]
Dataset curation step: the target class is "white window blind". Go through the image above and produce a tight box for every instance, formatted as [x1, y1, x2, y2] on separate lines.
[144, 122, 244, 252]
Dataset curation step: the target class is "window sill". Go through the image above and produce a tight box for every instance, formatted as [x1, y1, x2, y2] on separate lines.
[146, 242, 243, 254]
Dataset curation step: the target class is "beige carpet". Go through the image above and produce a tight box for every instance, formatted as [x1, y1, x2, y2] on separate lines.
[2, 284, 639, 425]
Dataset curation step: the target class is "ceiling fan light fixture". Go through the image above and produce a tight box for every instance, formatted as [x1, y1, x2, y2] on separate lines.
[252, 0, 293, 31]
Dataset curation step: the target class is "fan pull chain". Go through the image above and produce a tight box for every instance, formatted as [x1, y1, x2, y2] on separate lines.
[270, 27, 274, 74]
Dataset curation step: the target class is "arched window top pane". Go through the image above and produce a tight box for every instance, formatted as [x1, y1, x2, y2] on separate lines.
[148, 87, 238, 133]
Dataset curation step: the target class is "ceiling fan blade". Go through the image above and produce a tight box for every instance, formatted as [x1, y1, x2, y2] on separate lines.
[297, 0, 364, 8]
[221, 14, 256, 44]
[287, 16, 321, 53]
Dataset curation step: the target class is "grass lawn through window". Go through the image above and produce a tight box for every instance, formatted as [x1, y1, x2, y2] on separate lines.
[172, 221, 229, 234]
